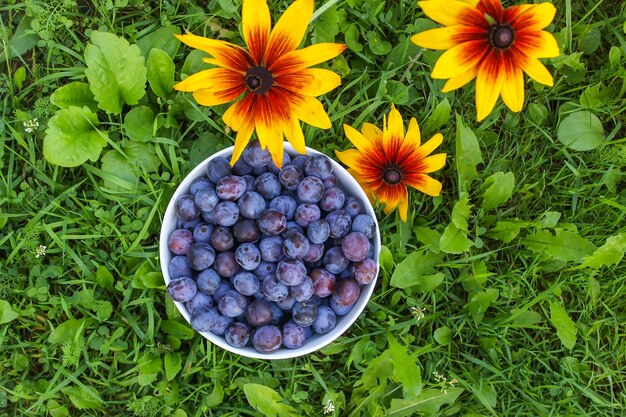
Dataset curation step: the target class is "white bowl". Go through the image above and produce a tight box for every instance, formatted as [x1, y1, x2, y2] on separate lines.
[159, 143, 381, 359]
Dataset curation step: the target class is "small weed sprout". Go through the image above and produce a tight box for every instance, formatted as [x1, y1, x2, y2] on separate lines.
[322, 398, 335, 415]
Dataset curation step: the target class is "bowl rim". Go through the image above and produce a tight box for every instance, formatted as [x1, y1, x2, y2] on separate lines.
[159, 142, 381, 360]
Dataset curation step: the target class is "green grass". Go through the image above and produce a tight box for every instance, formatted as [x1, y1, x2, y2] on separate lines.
[1, 0, 626, 416]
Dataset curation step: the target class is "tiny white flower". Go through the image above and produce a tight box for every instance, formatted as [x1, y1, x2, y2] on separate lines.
[323, 399, 335, 415]
[410, 306, 425, 321]
[23, 118, 39, 134]
[35, 245, 46, 258]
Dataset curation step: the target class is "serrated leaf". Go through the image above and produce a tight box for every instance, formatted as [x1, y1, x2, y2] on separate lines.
[466, 289, 499, 324]
[137, 25, 181, 58]
[523, 229, 596, 263]
[549, 302, 577, 349]
[50, 82, 98, 112]
[580, 233, 626, 269]
[354, 349, 393, 393]
[84, 31, 147, 114]
[487, 221, 526, 243]
[451, 197, 471, 231]
[455, 115, 483, 188]
[390, 251, 444, 290]
[388, 334, 422, 399]
[147, 48, 175, 98]
[243, 384, 296, 417]
[0, 300, 18, 324]
[440, 223, 474, 254]
[164, 352, 182, 381]
[124, 106, 155, 142]
[44, 106, 108, 167]
[481, 172, 515, 211]
[557, 111, 605, 151]
[414, 227, 441, 253]
[388, 388, 463, 417]
[433, 326, 452, 345]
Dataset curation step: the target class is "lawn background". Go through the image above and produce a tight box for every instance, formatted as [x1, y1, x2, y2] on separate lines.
[1, 0, 626, 416]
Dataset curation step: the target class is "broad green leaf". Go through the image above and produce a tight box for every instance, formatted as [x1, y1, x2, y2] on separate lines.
[314, 5, 341, 43]
[549, 302, 577, 349]
[60, 386, 104, 410]
[425, 99, 451, 133]
[578, 27, 601, 55]
[451, 197, 471, 231]
[137, 25, 181, 58]
[385, 80, 410, 105]
[1, 15, 39, 59]
[466, 289, 499, 324]
[390, 251, 444, 290]
[367, 31, 392, 55]
[354, 349, 393, 393]
[14, 67, 26, 90]
[481, 172, 515, 211]
[580, 233, 626, 269]
[125, 141, 160, 172]
[161, 320, 195, 340]
[433, 326, 452, 345]
[44, 106, 108, 167]
[379, 245, 394, 273]
[95, 265, 114, 290]
[50, 82, 98, 112]
[388, 388, 463, 417]
[207, 381, 224, 407]
[48, 319, 89, 344]
[523, 229, 596, 263]
[388, 334, 422, 399]
[455, 115, 483, 188]
[537, 211, 562, 228]
[557, 111, 605, 151]
[344, 25, 363, 52]
[164, 352, 182, 381]
[181, 49, 212, 78]
[609, 46, 621, 68]
[0, 300, 18, 324]
[243, 384, 297, 417]
[96, 301, 113, 321]
[124, 106, 155, 142]
[47, 399, 69, 417]
[101, 150, 139, 192]
[84, 31, 147, 114]
[510, 309, 542, 327]
[147, 48, 175, 98]
[527, 103, 548, 125]
[138, 352, 161, 386]
[414, 227, 441, 253]
[440, 223, 474, 254]
[487, 221, 526, 243]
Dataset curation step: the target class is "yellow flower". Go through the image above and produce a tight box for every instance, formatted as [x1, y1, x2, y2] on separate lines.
[174, 0, 346, 167]
[336, 106, 446, 221]
[411, 0, 560, 121]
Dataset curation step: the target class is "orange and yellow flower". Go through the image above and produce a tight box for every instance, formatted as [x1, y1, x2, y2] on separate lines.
[174, 0, 346, 167]
[411, 0, 559, 121]
[336, 106, 446, 221]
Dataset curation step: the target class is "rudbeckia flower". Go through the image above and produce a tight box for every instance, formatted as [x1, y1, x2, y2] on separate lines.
[336, 106, 446, 221]
[411, 0, 560, 121]
[174, 0, 346, 167]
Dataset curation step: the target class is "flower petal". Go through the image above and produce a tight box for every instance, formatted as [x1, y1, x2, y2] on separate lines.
[407, 175, 443, 197]
[398, 197, 409, 222]
[520, 55, 553, 86]
[411, 27, 459, 50]
[335, 149, 364, 171]
[377, 184, 408, 218]
[418, 0, 481, 26]
[242, 0, 271, 63]
[265, 0, 314, 65]
[432, 41, 487, 79]
[175, 33, 252, 72]
[270, 43, 346, 74]
[284, 115, 306, 156]
[405, 117, 421, 147]
[346, 168, 376, 204]
[512, 2, 557, 30]
[192, 86, 245, 106]
[515, 30, 560, 59]
[230, 119, 255, 166]
[276, 68, 342, 97]
[293, 96, 332, 129]
[420, 153, 447, 173]
[361, 123, 382, 142]
[223, 94, 254, 131]
[344, 124, 372, 152]
[500, 66, 524, 113]
[174, 68, 244, 92]
[442, 66, 478, 92]
[419, 133, 444, 157]
[475, 53, 506, 121]
[385, 105, 405, 142]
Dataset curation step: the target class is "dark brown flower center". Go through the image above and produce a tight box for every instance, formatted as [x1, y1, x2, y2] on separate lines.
[245, 66, 273, 94]
[383, 165, 403, 185]
[489, 24, 515, 49]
